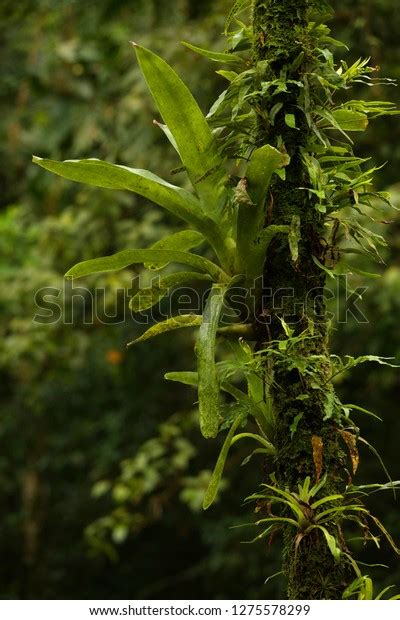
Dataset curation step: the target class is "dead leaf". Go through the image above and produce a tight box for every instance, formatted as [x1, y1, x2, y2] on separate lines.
[340, 430, 360, 475]
[311, 435, 324, 481]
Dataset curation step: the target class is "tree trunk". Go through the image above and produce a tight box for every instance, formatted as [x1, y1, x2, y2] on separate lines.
[252, 0, 353, 599]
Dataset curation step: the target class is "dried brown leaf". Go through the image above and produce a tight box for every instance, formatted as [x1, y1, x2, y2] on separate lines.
[312, 435, 324, 481]
[340, 430, 360, 475]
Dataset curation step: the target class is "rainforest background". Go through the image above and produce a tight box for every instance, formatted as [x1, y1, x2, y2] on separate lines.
[1, 0, 399, 599]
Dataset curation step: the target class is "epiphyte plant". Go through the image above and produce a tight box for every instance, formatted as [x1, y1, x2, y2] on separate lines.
[34, 0, 399, 599]
[33, 39, 289, 444]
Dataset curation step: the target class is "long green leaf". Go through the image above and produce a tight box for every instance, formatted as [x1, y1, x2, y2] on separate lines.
[133, 44, 227, 218]
[317, 526, 342, 561]
[127, 314, 202, 347]
[32, 156, 210, 231]
[376, 585, 395, 600]
[130, 271, 212, 313]
[145, 230, 205, 269]
[196, 284, 228, 439]
[316, 505, 368, 522]
[182, 41, 244, 67]
[332, 109, 369, 132]
[203, 412, 246, 510]
[164, 371, 199, 387]
[165, 370, 269, 437]
[260, 484, 300, 506]
[65, 249, 228, 282]
[236, 146, 289, 279]
[358, 436, 394, 494]
[369, 515, 400, 554]
[255, 516, 299, 528]
[311, 494, 344, 510]
[230, 433, 275, 454]
[246, 145, 288, 213]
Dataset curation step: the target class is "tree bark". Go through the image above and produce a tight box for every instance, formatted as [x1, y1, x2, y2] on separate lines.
[252, 0, 353, 599]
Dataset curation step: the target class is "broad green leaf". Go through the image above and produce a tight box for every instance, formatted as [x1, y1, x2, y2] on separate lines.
[128, 314, 202, 347]
[315, 107, 354, 142]
[246, 145, 288, 211]
[32, 156, 216, 234]
[33, 156, 227, 256]
[182, 41, 244, 67]
[133, 44, 227, 217]
[285, 113, 297, 129]
[130, 285, 168, 313]
[215, 70, 239, 82]
[203, 412, 246, 510]
[236, 145, 289, 279]
[196, 284, 228, 439]
[146, 230, 205, 269]
[290, 412, 304, 438]
[130, 271, 212, 312]
[332, 109, 369, 132]
[65, 249, 228, 282]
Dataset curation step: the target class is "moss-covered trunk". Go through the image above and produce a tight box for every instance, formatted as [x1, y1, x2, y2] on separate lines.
[253, 0, 353, 599]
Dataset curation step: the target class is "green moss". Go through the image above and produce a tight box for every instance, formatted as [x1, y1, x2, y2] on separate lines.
[284, 529, 353, 599]
[252, 0, 308, 68]
[252, 0, 354, 600]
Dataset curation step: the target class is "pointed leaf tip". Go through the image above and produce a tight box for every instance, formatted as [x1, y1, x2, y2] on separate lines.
[30, 157, 213, 233]
[134, 43, 226, 217]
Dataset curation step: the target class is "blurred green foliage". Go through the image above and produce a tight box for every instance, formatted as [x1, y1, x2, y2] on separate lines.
[0, 0, 399, 599]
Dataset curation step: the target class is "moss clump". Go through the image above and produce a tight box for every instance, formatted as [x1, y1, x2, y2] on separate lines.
[252, 0, 308, 69]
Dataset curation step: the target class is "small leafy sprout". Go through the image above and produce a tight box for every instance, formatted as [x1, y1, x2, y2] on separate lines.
[343, 575, 400, 601]
[246, 474, 400, 562]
